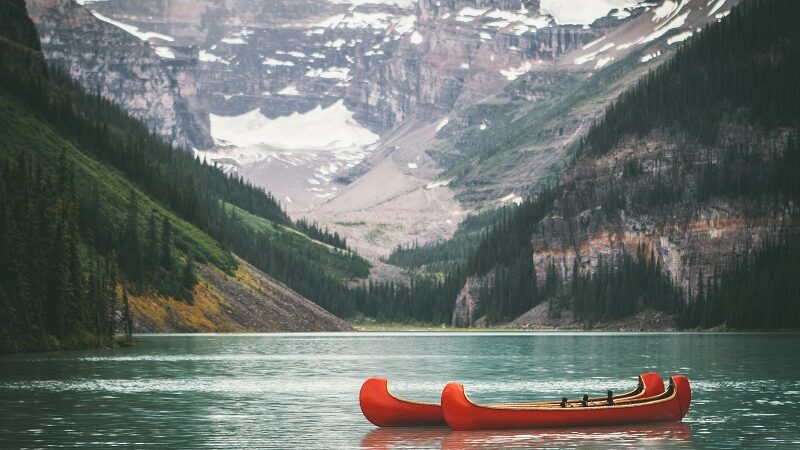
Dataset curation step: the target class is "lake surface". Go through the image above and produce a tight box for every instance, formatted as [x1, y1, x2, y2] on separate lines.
[1, 332, 799, 449]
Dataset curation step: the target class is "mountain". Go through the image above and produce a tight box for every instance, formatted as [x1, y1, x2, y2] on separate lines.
[395, 0, 800, 330]
[10, 0, 794, 334]
[24, 0, 734, 263]
[1, 0, 357, 352]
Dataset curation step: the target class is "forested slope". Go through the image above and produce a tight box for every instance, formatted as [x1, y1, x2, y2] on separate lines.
[387, 0, 800, 330]
[0, 0, 361, 351]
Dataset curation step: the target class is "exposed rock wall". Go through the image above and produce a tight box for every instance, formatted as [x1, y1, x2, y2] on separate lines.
[26, 0, 211, 149]
[348, 0, 598, 129]
[451, 276, 483, 327]
[531, 127, 794, 297]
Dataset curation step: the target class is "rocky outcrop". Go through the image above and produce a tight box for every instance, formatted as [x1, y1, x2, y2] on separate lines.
[348, 0, 599, 129]
[26, 0, 210, 149]
[530, 126, 794, 297]
[75, 0, 412, 130]
[451, 275, 483, 327]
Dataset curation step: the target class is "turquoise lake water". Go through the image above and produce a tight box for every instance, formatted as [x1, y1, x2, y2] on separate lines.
[1, 332, 799, 448]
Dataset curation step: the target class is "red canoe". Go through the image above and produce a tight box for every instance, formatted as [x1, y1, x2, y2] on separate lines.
[440, 375, 691, 431]
[360, 378, 444, 427]
[359, 372, 665, 427]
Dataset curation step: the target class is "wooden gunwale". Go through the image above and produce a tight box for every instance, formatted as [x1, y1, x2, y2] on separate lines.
[461, 377, 679, 411]
[491, 374, 650, 407]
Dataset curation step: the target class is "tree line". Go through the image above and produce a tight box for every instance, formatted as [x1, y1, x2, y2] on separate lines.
[580, 0, 800, 157]
[0, 153, 131, 352]
[680, 232, 800, 329]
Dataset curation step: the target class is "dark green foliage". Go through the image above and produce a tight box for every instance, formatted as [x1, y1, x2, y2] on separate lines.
[680, 233, 800, 330]
[622, 158, 642, 178]
[352, 269, 466, 324]
[181, 258, 197, 302]
[631, 178, 682, 208]
[295, 218, 348, 250]
[467, 185, 560, 276]
[0, 0, 40, 50]
[568, 246, 684, 326]
[160, 217, 173, 271]
[219, 210, 370, 317]
[386, 205, 507, 270]
[387, 239, 473, 270]
[600, 180, 625, 214]
[0, 153, 119, 352]
[697, 135, 800, 204]
[582, 0, 800, 157]
[469, 185, 560, 323]
[120, 286, 133, 342]
[121, 190, 144, 281]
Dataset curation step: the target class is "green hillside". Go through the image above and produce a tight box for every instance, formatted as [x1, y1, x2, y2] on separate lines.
[0, 0, 370, 351]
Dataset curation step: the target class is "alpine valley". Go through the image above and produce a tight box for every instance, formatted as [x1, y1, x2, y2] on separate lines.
[1, 0, 798, 352]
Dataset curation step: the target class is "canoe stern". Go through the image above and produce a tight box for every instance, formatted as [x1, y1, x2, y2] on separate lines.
[640, 372, 666, 397]
[672, 375, 692, 419]
[359, 377, 444, 427]
[441, 382, 476, 431]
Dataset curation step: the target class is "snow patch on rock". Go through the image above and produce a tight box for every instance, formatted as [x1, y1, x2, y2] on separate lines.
[278, 85, 301, 96]
[209, 100, 379, 151]
[500, 61, 533, 81]
[540, 0, 639, 25]
[640, 50, 662, 63]
[153, 46, 175, 59]
[90, 11, 174, 42]
[263, 58, 295, 66]
[436, 117, 449, 132]
[707, 0, 727, 16]
[199, 50, 228, 64]
[425, 179, 452, 190]
[305, 67, 351, 79]
[667, 30, 693, 45]
[221, 37, 246, 45]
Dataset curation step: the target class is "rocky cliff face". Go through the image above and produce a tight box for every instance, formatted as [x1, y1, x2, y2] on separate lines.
[347, 0, 599, 131]
[451, 275, 483, 327]
[531, 125, 791, 297]
[26, 0, 210, 149]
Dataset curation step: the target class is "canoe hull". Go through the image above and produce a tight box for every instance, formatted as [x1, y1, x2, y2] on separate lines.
[359, 372, 669, 428]
[441, 376, 691, 431]
[360, 378, 445, 427]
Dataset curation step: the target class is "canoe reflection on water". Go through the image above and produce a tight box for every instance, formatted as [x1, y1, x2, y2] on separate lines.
[360, 422, 691, 449]
[360, 427, 450, 449]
